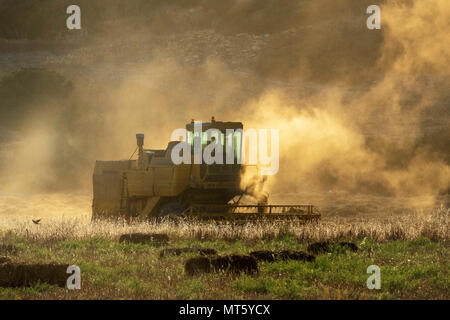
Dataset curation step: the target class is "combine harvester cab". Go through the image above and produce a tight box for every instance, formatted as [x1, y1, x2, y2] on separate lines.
[92, 118, 320, 221]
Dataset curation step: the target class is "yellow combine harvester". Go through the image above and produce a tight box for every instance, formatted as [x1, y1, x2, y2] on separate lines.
[92, 118, 320, 221]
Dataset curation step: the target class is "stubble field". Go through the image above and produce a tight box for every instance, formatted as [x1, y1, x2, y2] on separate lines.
[0, 205, 448, 300]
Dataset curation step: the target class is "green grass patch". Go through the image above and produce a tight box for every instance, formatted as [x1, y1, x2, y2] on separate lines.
[0, 235, 448, 299]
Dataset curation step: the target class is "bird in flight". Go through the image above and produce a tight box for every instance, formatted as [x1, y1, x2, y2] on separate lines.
[32, 219, 41, 225]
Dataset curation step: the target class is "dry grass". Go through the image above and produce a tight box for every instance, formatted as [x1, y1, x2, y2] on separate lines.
[1, 206, 448, 243]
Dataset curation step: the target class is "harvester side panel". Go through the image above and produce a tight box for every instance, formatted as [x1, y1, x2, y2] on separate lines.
[153, 167, 175, 196]
[92, 160, 132, 218]
[126, 171, 155, 197]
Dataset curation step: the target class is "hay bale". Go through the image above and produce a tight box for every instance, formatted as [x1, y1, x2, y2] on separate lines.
[0, 263, 69, 287]
[185, 255, 258, 276]
[185, 256, 211, 276]
[119, 233, 169, 245]
[0, 256, 11, 264]
[339, 242, 359, 252]
[159, 247, 217, 258]
[307, 241, 332, 254]
[250, 250, 315, 262]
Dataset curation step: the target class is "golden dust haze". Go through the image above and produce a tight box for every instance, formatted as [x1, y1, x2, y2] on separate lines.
[0, 0, 448, 217]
